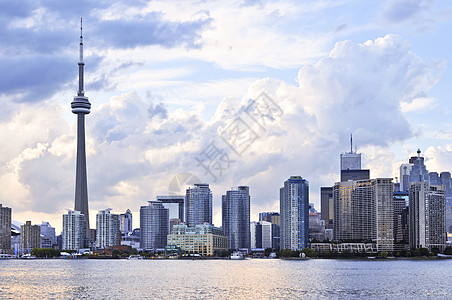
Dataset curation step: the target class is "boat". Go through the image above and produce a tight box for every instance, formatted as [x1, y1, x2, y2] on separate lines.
[230, 251, 244, 260]
[128, 255, 143, 260]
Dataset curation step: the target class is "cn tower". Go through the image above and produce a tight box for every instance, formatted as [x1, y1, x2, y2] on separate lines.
[71, 18, 91, 233]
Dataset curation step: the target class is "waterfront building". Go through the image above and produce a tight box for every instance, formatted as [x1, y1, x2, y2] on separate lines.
[280, 176, 309, 250]
[72, 19, 92, 237]
[185, 184, 212, 226]
[333, 178, 394, 252]
[259, 212, 280, 249]
[157, 195, 185, 223]
[167, 224, 228, 256]
[96, 209, 121, 248]
[140, 201, 169, 251]
[222, 186, 250, 250]
[119, 209, 133, 233]
[0, 204, 12, 254]
[409, 182, 446, 251]
[40, 222, 56, 248]
[62, 210, 87, 251]
[320, 187, 334, 229]
[21, 221, 41, 254]
[310, 242, 378, 254]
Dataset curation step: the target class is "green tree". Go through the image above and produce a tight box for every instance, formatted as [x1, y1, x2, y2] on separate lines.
[32, 248, 61, 258]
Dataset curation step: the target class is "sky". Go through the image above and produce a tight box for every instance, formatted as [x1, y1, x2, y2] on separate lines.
[1, 0, 452, 233]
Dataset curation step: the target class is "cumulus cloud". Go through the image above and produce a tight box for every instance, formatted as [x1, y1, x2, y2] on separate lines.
[0, 34, 444, 230]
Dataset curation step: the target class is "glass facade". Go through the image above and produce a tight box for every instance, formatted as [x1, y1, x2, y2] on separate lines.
[185, 184, 212, 226]
[140, 201, 169, 250]
[280, 176, 309, 251]
[222, 186, 250, 250]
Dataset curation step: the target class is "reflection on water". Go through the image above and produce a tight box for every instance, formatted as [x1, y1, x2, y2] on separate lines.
[0, 259, 451, 299]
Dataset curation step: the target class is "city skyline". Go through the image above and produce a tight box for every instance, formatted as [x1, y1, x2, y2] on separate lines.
[1, 1, 452, 232]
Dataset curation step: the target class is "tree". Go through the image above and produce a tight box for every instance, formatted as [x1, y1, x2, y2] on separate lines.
[32, 248, 61, 258]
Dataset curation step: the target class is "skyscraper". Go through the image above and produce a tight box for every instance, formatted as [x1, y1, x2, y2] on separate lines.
[339, 135, 369, 181]
[140, 201, 169, 250]
[259, 212, 280, 249]
[222, 186, 250, 250]
[333, 178, 394, 252]
[72, 19, 91, 235]
[119, 209, 133, 233]
[62, 210, 87, 251]
[185, 184, 212, 226]
[409, 182, 446, 251]
[96, 209, 121, 248]
[280, 176, 309, 250]
[157, 195, 185, 223]
[320, 187, 334, 229]
[0, 204, 12, 254]
[40, 222, 56, 248]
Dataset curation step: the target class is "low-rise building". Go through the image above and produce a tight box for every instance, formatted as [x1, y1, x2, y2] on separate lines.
[167, 224, 228, 256]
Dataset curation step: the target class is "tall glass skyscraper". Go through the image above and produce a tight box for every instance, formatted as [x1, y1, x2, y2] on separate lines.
[185, 184, 212, 226]
[0, 204, 12, 254]
[140, 201, 169, 250]
[280, 176, 309, 250]
[96, 209, 121, 248]
[62, 210, 87, 251]
[222, 186, 250, 250]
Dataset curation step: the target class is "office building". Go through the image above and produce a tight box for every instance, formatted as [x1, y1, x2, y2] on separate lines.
[280, 176, 309, 250]
[62, 210, 87, 251]
[96, 209, 121, 248]
[250, 221, 272, 249]
[185, 184, 212, 226]
[0, 204, 12, 254]
[409, 182, 446, 251]
[119, 209, 133, 233]
[339, 135, 369, 181]
[409, 149, 429, 183]
[259, 212, 280, 249]
[157, 195, 185, 223]
[309, 211, 325, 241]
[40, 222, 56, 248]
[393, 191, 409, 246]
[72, 20, 92, 236]
[167, 224, 228, 256]
[400, 163, 413, 192]
[222, 186, 250, 250]
[320, 187, 334, 229]
[21, 221, 41, 254]
[140, 201, 169, 250]
[333, 178, 394, 252]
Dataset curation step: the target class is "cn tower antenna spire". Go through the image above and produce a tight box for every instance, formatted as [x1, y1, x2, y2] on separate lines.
[78, 17, 84, 97]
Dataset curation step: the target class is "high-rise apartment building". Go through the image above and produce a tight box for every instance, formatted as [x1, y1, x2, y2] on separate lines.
[62, 210, 87, 251]
[222, 186, 250, 250]
[119, 209, 133, 233]
[409, 182, 446, 251]
[21, 221, 41, 253]
[72, 20, 92, 237]
[140, 201, 169, 250]
[280, 176, 309, 250]
[96, 209, 121, 248]
[185, 184, 212, 226]
[40, 222, 56, 248]
[333, 178, 394, 252]
[0, 204, 12, 254]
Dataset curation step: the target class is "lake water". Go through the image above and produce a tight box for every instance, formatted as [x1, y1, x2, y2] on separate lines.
[1, 258, 451, 299]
